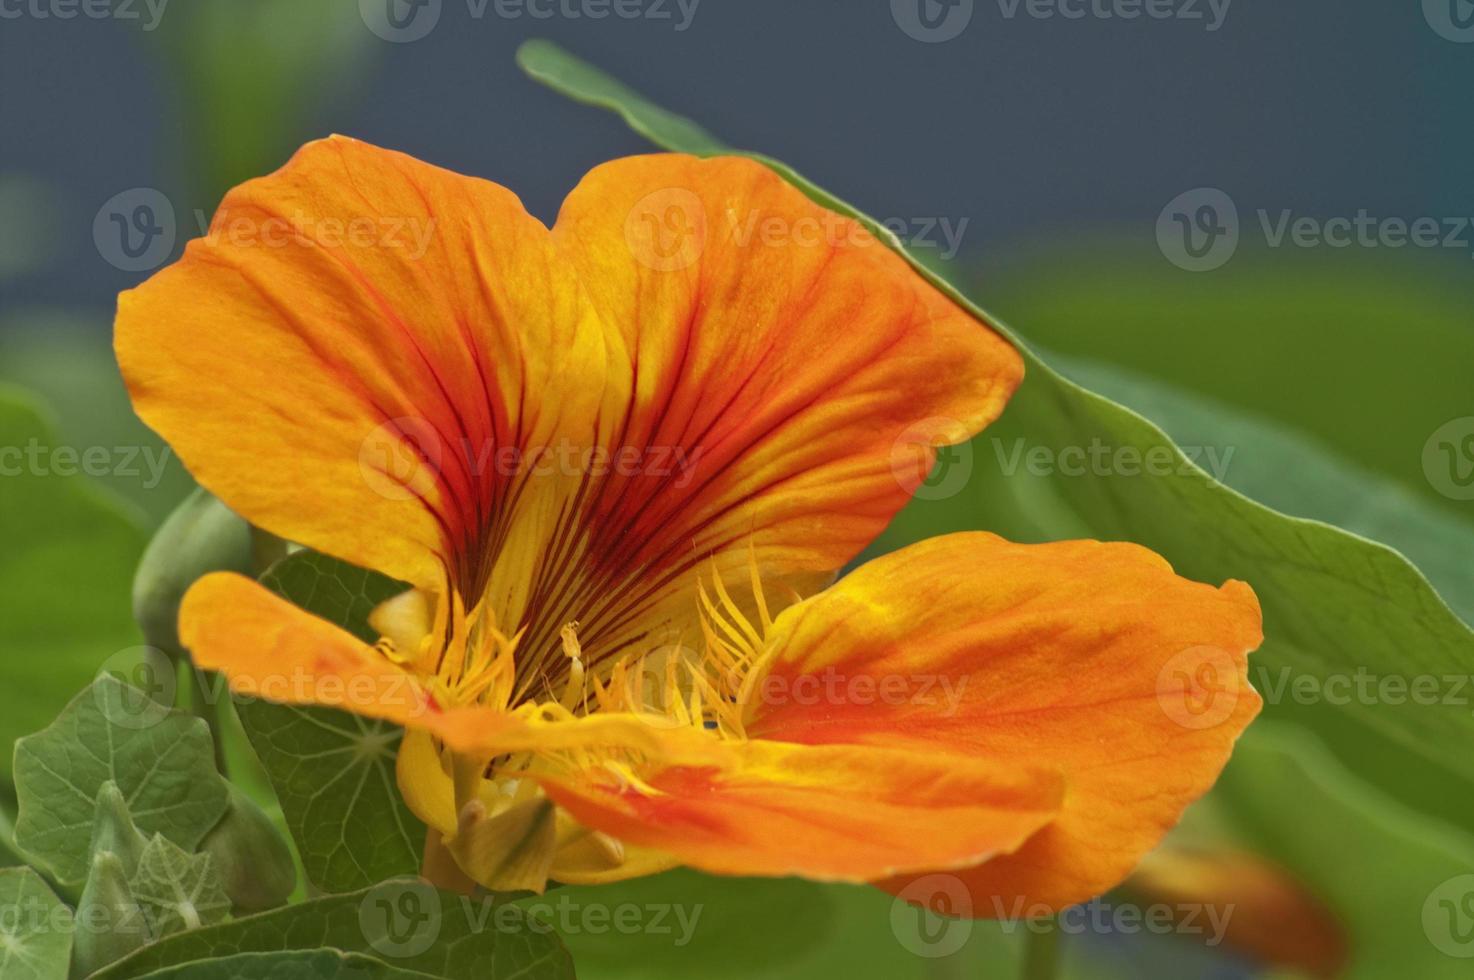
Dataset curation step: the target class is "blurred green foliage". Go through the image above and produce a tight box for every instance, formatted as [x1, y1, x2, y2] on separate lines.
[0, 391, 146, 782]
[147, 1, 373, 203]
[981, 246, 1474, 525]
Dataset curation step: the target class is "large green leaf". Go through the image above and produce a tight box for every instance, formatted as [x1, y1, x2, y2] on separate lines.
[1205, 724, 1474, 979]
[12, 676, 230, 884]
[535, 870, 838, 977]
[0, 868, 72, 980]
[0, 388, 148, 781]
[97, 879, 574, 980]
[515, 39, 1474, 814]
[235, 553, 424, 893]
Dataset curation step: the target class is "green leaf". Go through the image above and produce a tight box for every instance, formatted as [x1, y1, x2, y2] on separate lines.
[95, 878, 574, 980]
[0, 388, 148, 782]
[0, 868, 72, 980]
[535, 870, 837, 976]
[235, 552, 423, 893]
[1205, 724, 1474, 979]
[12, 675, 230, 884]
[129, 834, 232, 939]
[515, 40, 1474, 814]
[127, 949, 437, 980]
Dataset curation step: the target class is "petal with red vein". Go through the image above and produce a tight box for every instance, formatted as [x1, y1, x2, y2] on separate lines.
[537, 153, 1022, 667]
[117, 136, 613, 599]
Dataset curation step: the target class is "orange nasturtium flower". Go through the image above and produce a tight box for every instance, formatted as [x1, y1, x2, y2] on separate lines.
[115, 136, 1262, 911]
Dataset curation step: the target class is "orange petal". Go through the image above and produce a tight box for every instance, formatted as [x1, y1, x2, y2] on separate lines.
[1124, 847, 1347, 978]
[538, 735, 1063, 882]
[117, 136, 612, 598]
[540, 154, 1022, 666]
[745, 532, 1263, 912]
[181, 572, 439, 725]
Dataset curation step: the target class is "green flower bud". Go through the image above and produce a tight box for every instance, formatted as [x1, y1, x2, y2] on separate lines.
[199, 784, 297, 912]
[131, 488, 253, 658]
[72, 850, 149, 976]
[89, 781, 148, 877]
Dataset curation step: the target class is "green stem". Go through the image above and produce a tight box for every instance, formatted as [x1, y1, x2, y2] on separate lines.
[1021, 920, 1060, 980]
[250, 525, 289, 577]
[188, 662, 230, 777]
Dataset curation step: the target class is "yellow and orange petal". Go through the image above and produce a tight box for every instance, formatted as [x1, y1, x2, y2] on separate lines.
[539, 735, 1063, 882]
[117, 136, 613, 605]
[1123, 847, 1347, 978]
[740, 532, 1262, 912]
